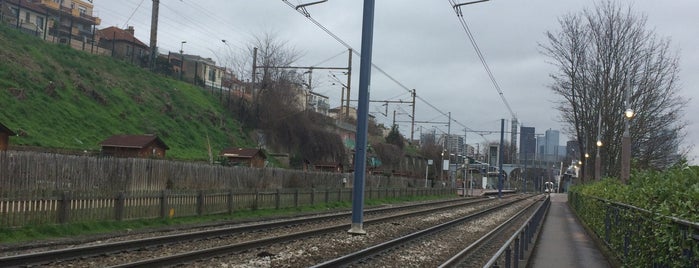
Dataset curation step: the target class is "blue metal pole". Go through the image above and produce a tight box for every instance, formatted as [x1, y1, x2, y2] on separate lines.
[349, 0, 375, 235]
[498, 119, 504, 198]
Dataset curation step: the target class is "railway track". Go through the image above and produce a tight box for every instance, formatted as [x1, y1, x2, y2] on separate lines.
[106, 195, 528, 267]
[311, 195, 544, 267]
[0, 196, 501, 267]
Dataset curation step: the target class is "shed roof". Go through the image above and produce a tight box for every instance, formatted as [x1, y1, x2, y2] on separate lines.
[0, 122, 16, 136]
[100, 134, 169, 149]
[220, 147, 265, 159]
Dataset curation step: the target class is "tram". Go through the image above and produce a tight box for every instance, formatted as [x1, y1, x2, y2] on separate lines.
[544, 181, 555, 193]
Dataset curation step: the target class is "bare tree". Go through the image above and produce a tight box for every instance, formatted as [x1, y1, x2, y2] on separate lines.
[542, 1, 688, 178]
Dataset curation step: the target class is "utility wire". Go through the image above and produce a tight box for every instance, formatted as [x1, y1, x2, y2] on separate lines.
[122, 0, 146, 28]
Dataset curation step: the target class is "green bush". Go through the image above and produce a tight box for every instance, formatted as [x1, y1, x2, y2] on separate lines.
[569, 165, 699, 267]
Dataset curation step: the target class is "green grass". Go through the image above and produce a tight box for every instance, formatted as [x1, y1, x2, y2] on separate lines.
[0, 24, 253, 160]
[0, 194, 454, 245]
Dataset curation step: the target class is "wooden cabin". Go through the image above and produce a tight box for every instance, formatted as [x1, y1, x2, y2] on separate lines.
[220, 147, 266, 168]
[0, 122, 16, 151]
[99, 134, 169, 158]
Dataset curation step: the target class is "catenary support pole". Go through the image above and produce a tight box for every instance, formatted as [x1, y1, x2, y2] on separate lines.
[498, 119, 504, 198]
[349, 0, 375, 235]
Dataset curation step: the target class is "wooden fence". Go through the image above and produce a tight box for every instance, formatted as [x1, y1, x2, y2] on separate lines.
[0, 151, 426, 195]
[0, 188, 451, 227]
[0, 151, 448, 227]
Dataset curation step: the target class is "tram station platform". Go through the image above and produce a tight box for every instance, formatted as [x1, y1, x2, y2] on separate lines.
[528, 193, 611, 268]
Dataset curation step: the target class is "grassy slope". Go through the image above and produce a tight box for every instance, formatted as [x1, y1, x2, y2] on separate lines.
[0, 25, 252, 160]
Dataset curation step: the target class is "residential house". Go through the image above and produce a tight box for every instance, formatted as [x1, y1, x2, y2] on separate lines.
[306, 91, 329, 116]
[99, 134, 169, 158]
[168, 53, 226, 90]
[0, 122, 16, 151]
[220, 147, 266, 168]
[97, 26, 148, 65]
[329, 106, 358, 120]
[0, 0, 101, 49]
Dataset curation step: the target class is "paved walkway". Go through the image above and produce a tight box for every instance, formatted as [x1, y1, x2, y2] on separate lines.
[529, 193, 611, 268]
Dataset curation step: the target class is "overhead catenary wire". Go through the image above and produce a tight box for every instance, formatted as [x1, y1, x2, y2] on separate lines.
[449, 0, 516, 122]
[281, 0, 486, 142]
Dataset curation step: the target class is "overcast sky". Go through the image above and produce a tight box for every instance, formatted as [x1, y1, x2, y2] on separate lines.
[92, 0, 699, 164]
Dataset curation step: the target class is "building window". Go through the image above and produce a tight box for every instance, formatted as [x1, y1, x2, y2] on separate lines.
[10, 7, 18, 16]
[78, 6, 87, 15]
[25, 12, 30, 22]
[209, 69, 216, 81]
[36, 17, 45, 29]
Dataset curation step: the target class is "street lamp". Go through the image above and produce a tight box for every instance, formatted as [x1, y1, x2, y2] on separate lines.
[179, 41, 186, 81]
[584, 152, 589, 181]
[595, 110, 603, 180]
[440, 150, 445, 183]
[621, 107, 634, 183]
[620, 72, 635, 184]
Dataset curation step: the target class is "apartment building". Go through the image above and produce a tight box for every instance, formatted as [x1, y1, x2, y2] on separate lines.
[1, 0, 101, 48]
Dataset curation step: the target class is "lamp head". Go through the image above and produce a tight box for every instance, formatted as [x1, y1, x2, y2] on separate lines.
[624, 108, 635, 119]
[585, 153, 590, 158]
[596, 140, 603, 147]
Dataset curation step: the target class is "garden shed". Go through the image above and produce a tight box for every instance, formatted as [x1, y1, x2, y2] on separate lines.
[0, 122, 16, 151]
[99, 134, 169, 158]
[220, 147, 266, 168]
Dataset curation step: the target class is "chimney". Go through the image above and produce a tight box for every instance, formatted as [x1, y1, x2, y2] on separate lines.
[125, 26, 135, 35]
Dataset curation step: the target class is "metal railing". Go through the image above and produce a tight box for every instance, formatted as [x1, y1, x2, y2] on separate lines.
[484, 195, 550, 268]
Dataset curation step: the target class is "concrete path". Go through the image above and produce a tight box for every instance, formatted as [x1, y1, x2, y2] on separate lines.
[529, 193, 611, 268]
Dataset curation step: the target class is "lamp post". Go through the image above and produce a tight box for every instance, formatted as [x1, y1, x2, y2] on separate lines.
[179, 41, 186, 81]
[440, 150, 445, 184]
[621, 108, 634, 183]
[584, 153, 589, 181]
[595, 111, 602, 180]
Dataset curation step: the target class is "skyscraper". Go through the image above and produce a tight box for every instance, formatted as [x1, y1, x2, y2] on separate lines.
[544, 129, 560, 161]
[519, 126, 536, 164]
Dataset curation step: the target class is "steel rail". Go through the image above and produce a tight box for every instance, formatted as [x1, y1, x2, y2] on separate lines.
[108, 196, 521, 268]
[0, 197, 487, 267]
[311, 196, 535, 267]
[480, 195, 550, 268]
[439, 196, 545, 267]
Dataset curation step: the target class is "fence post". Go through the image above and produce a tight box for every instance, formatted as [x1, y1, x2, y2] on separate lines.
[275, 189, 280, 209]
[115, 192, 125, 221]
[294, 189, 299, 208]
[324, 188, 329, 204]
[253, 191, 259, 210]
[338, 188, 342, 202]
[160, 190, 169, 219]
[505, 244, 512, 268]
[227, 189, 234, 214]
[58, 191, 71, 224]
[311, 189, 315, 205]
[514, 238, 520, 268]
[197, 190, 204, 216]
[521, 227, 528, 254]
